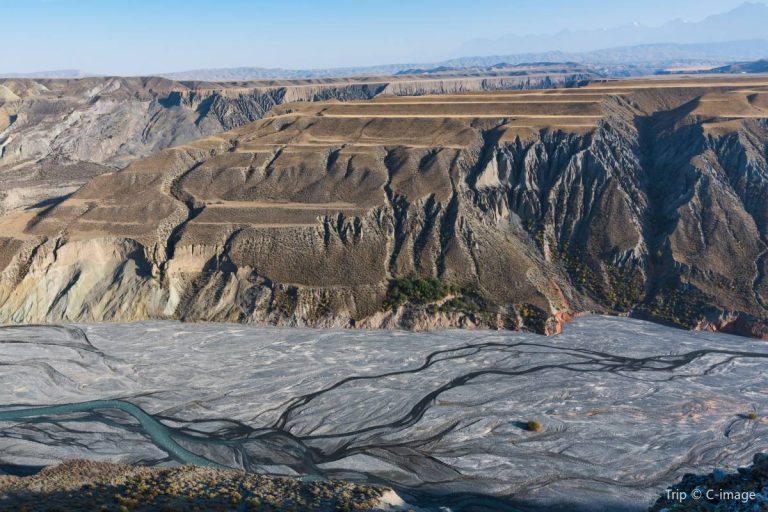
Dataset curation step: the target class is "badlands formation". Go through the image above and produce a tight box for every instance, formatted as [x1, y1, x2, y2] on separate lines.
[0, 76, 768, 335]
[0, 64, 593, 214]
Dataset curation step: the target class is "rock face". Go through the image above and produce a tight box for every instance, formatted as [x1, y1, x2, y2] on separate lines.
[0, 76, 768, 336]
[0, 66, 594, 215]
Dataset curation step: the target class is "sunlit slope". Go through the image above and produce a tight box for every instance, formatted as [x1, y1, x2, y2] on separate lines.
[2, 76, 768, 336]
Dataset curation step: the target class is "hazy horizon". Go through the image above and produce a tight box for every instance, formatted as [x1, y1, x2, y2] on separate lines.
[3, 0, 766, 76]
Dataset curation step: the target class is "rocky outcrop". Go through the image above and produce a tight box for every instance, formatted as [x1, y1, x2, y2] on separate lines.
[650, 452, 768, 511]
[0, 460, 413, 511]
[0, 77, 767, 337]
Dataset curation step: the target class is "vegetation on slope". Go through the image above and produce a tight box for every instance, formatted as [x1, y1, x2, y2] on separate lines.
[383, 277, 453, 310]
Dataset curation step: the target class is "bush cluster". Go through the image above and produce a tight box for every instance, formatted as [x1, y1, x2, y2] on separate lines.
[526, 420, 544, 432]
[383, 277, 453, 309]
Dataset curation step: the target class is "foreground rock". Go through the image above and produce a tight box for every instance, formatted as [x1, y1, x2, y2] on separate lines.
[650, 453, 768, 511]
[0, 460, 413, 511]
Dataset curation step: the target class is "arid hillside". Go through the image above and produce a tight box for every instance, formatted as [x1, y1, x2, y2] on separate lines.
[0, 65, 594, 215]
[1, 76, 767, 337]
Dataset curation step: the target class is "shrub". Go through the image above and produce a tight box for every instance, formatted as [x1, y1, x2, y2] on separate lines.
[518, 304, 547, 332]
[383, 277, 451, 309]
[526, 420, 544, 432]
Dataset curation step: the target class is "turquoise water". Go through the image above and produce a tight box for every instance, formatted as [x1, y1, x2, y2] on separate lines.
[0, 400, 223, 468]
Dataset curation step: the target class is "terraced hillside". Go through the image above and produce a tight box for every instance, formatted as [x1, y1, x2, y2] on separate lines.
[1, 76, 768, 337]
[0, 64, 594, 215]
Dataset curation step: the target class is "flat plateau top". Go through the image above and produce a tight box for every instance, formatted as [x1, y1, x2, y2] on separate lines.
[253, 75, 768, 130]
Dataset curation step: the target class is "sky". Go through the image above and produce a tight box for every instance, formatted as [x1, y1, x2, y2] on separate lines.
[2, 0, 762, 75]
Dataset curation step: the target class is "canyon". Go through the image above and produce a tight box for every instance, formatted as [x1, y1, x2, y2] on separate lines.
[1, 75, 767, 336]
[0, 64, 593, 215]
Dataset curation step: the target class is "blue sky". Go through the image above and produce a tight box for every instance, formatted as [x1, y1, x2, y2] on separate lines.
[2, 0, 760, 74]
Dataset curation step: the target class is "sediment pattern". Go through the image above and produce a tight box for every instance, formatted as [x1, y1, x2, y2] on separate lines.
[0, 316, 766, 511]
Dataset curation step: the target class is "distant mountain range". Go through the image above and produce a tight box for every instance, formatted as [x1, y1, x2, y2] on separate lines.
[159, 40, 768, 81]
[158, 2, 768, 81]
[458, 2, 768, 55]
[710, 58, 768, 73]
[5, 40, 768, 82]
[4, 3, 768, 81]
[442, 40, 768, 67]
[0, 69, 90, 79]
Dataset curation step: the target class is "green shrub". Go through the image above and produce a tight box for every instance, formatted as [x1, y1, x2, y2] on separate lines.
[383, 277, 452, 309]
[526, 420, 544, 432]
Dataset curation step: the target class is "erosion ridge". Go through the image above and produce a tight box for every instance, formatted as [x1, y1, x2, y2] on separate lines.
[0, 64, 595, 215]
[1, 76, 768, 336]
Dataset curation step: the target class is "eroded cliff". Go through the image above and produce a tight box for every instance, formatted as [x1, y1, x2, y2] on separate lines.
[1, 77, 767, 337]
[0, 66, 594, 215]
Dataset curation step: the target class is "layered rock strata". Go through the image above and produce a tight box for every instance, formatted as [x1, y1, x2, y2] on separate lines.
[1, 77, 767, 335]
